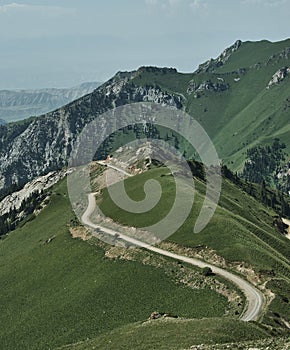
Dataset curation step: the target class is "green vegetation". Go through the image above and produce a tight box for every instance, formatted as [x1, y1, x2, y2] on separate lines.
[130, 39, 290, 188]
[0, 190, 46, 236]
[132, 66, 193, 96]
[202, 267, 214, 276]
[57, 318, 270, 350]
[98, 164, 290, 334]
[216, 39, 290, 73]
[242, 139, 286, 184]
[99, 167, 290, 279]
[2, 39, 290, 198]
[0, 179, 229, 350]
[264, 279, 290, 328]
[2, 39, 290, 349]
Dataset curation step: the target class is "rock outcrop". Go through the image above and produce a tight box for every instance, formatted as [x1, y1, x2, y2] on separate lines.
[0, 69, 183, 198]
[267, 67, 290, 88]
[266, 47, 290, 65]
[0, 170, 66, 216]
[195, 40, 242, 73]
[187, 79, 229, 96]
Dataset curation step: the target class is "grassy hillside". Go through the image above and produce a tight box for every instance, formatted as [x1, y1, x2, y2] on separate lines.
[98, 166, 290, 329]
[57, 318, 270, 350]
[0, 179, 232, 350]
[1, 38, 290, 349]
[99, 167, 290, 276]
[216, 39, 290, 73]
[131, 39, 290, 175]
[2, 39, 290, 198]
[0, 171, 288, 349]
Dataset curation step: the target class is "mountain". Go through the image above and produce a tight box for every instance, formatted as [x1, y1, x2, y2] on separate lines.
[1, 39, 290, 350]
[0, 39, 290, 198]
[0, 82, 101, 123]
[0, 161, 289, 349]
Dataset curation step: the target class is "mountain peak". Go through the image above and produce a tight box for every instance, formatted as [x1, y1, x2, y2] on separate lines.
[195, 39, 242, 74]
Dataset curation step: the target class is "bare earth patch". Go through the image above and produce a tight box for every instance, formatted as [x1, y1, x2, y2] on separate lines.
[69, 226, 91, 241]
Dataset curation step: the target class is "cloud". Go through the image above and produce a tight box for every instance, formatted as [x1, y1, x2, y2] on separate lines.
[189, 0, 208, 11]
[145, 0, 182, 8]
[145, 0, 208, 14]
[0, 2, 76, 16]
[0, 2, 24, 12]
[241, 0, 287, 6]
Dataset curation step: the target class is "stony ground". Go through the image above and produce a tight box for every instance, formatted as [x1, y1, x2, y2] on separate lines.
[187, 336, 290, 350]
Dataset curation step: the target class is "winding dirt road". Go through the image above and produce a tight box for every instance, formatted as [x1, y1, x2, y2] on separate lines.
[81, 191, 265, 322]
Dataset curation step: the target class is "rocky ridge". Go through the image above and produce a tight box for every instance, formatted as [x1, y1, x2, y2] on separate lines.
[187, 79, 229, 96]
[0, 170, 66, 217]
[195, 40, 242, 73]
[1, 39, 290, 200]
[266, 47, 290, 65]
[0, 72, 182, 198]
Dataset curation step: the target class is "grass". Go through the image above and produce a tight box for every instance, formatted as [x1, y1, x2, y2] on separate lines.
[132, 69, 193, 96]
[0, 179, 230, 350]
[216, 39, 290, 73]
[57, 317, 270, 350]
[2, 38, 290, 349]
[129, 38, 290, 172]
[98, 164, 290, 334]
[263, 279, 290, 328]
[99, 167, 177, 227]
[99, 167, 290, 279]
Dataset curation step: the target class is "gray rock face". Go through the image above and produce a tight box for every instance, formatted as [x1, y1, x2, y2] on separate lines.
[267, 67, 290, 88]
[266, 47, 290, 65]
[187, 79, 229, 96]
[0, 171, 65, 216]
[195, 40, 242, 73]
[0, 70, 182, 197]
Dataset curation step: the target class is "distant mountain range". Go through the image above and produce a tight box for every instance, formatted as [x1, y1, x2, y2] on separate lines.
[0, 82, 101, 122]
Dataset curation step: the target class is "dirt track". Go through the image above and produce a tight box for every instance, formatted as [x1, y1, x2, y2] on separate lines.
[82, 191, 265, 322]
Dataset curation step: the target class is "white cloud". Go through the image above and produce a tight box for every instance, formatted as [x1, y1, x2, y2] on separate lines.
[241, 0, 287, 7]
[145, 0, 208, 14]
[0, 2, 76, 16]
[145, 0, 182, 8]
[0, 2, 24, 12]
[189, 0, 208, 11]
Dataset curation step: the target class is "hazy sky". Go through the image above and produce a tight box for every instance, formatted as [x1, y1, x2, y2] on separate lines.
[0, 0, 290, 89]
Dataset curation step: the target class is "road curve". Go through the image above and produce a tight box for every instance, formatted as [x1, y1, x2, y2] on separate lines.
[96, 161, 133, 177]
[81, 192, 265, 322]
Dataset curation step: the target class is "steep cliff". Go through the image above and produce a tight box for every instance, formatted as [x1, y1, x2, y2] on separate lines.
[0, 71, 182, 197]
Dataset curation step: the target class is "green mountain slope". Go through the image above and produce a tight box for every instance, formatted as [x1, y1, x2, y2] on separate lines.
[0, 179, 233, 350]
[99, 167, 290, 275]
[0, 168, 289, 348]
[216, 39, 290, 73]
[1, 39, 290, 196]
[1, 172, 289, 349]
[98, 164, 290, 330]
[131, 39, 290, 176]
[1, 38, 290, 349]
[57, 318, 271, 350]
